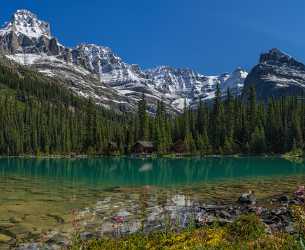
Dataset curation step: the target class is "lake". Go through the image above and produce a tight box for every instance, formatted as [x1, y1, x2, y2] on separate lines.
[0, 157, 305, 247]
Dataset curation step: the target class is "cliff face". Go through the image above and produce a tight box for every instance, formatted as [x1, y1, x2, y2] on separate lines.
[244, 48, 305, 99]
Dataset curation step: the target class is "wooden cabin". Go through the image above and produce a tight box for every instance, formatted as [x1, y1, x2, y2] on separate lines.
[172, 139, 187, 154]
[132, 141, 154, 154]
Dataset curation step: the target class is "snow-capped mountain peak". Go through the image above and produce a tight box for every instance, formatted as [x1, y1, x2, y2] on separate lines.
[245, 48, 305, 98]
[0, 9, 51, 39]
[220, 67, 248, 93]
[0, 9, 249, 113]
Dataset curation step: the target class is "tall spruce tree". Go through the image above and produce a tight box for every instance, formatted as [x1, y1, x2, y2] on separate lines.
[138, 93, 149, 140]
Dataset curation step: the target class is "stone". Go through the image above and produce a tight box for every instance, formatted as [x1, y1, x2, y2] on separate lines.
[16, 243, 41, 250]
[294, 186, 305, 197]
[80, 231, 94, 241]
[0, 223, 14, 229]
[278, 195, 289, 203]
[285, 223, 296, 234]
[46, 214, 65, 224]
[238, 191, 256, 205]
[271, 207, 288, 216]
[219, 210, 232, 219]
[0, 233, 12, 243]
[46, 233, 69, 246]
[9, 216, 22, 224]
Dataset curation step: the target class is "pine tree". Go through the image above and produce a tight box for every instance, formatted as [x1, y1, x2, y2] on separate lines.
[250, 126, 266, 154]
[138, 93, 149, 140]
[211, 83, 225, 152]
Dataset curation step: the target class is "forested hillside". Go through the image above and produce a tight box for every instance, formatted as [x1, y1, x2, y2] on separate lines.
[0, 56, 304, 156]
[136, 85, 305, 155]
[0, 56, 130, 155]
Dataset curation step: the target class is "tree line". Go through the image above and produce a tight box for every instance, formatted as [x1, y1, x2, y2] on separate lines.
[136, 85, 305, 155]
[0, 59, 304, 156]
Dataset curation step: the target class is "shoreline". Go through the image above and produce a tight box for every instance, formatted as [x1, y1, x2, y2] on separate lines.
[13, 189, 305, 250]
[0, 153, 302, 160]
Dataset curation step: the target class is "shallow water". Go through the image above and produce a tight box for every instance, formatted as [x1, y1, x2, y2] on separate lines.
[0, 157, 304, 246]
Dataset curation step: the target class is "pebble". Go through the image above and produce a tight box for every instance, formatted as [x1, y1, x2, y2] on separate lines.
[80, 231, 94, 241]
[13, 190, 303, 248]
[0, 223, 14, 229]
[0, 233, 12, 243]
[278, 195, 289, 203]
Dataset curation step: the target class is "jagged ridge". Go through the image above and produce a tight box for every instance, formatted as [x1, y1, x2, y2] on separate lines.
[0, 9, 248, 112]
[244, 48, 305, 98]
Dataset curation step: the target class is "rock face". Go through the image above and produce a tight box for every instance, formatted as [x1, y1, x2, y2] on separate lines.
[0, 9, 248, 113]
[244, 48, 305, 99]
[0, 10, 53, 54]
[146, 66, 247, 109]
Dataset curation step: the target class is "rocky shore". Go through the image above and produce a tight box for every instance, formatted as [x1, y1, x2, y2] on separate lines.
[8, 186, 304, 250]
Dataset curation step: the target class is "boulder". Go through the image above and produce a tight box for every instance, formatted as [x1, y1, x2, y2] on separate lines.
[294, 186, 305, 197]
[238, 191, 256, 205]
[278, 195, 289, 203]
[46, 233, 69, 246]
[219, 210, 232, 219]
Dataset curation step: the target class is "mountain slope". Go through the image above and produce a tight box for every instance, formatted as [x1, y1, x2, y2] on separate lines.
[244, 48, 305, 99]
[0, 54, 133, 155]
[0, 9, 248, 113]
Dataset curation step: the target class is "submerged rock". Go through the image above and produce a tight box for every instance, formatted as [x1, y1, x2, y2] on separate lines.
[46, 214, 65, 224]
[9, 216, 22, 224]
[238, 191, 256, 205]
[278, 195, 289, 204]
[0, 233, 12, 243]
[219, 210, 232, 219]
[46, 233, 69, 247]
[0, 223, 14, 229]
[294, 186, 305, 197]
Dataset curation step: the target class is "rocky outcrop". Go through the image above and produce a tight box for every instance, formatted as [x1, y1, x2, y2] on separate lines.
[244, 48, 305, 99]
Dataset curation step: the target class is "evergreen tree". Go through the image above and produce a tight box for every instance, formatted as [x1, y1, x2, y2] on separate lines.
[138, 93, 149, 140]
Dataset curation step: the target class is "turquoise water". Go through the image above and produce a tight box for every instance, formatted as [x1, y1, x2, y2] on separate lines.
[0, 157, 305, 246]
[0, 157, 304, 187]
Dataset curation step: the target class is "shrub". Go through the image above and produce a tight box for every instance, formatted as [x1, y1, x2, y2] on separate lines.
[228, 214, 265, 241]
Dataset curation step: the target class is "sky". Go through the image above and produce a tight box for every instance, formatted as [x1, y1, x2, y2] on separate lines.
[1, 0, 305, 74]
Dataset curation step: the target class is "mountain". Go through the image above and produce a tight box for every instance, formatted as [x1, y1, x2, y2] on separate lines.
[244, 48, 305, 99]
[0, 10, 248, 113]
[145, 66, 247, 109]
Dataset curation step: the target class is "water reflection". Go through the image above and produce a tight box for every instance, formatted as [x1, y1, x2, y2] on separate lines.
[0, 157, 304, 187]
[0, 157, 305, 247]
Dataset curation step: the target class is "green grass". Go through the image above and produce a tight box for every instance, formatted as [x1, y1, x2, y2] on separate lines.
[283, 148, 305, 164]
[69, 213, 302, 250]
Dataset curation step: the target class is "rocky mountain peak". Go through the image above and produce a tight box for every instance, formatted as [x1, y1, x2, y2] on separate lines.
[259, 48, 305, 70]
[245, 48, 305, 99]
[231, 67, 248, 78]
[0, 9, 249, 113]
[1, 9, 51, 39]
[77, 44, 113, 55]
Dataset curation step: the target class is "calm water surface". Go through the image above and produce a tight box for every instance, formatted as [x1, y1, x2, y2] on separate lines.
[1, 157, 305, 186]
[0, 157, 304, 245]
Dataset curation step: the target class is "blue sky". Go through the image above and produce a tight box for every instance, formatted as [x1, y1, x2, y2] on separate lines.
[1, 0, 305, 74]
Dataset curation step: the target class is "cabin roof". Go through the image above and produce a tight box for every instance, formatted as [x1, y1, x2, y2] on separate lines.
[108, 141, 118, 147]
[135, 141, 154, 148]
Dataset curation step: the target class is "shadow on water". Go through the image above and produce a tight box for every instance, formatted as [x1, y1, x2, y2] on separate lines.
[0, 157, 304, 188]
